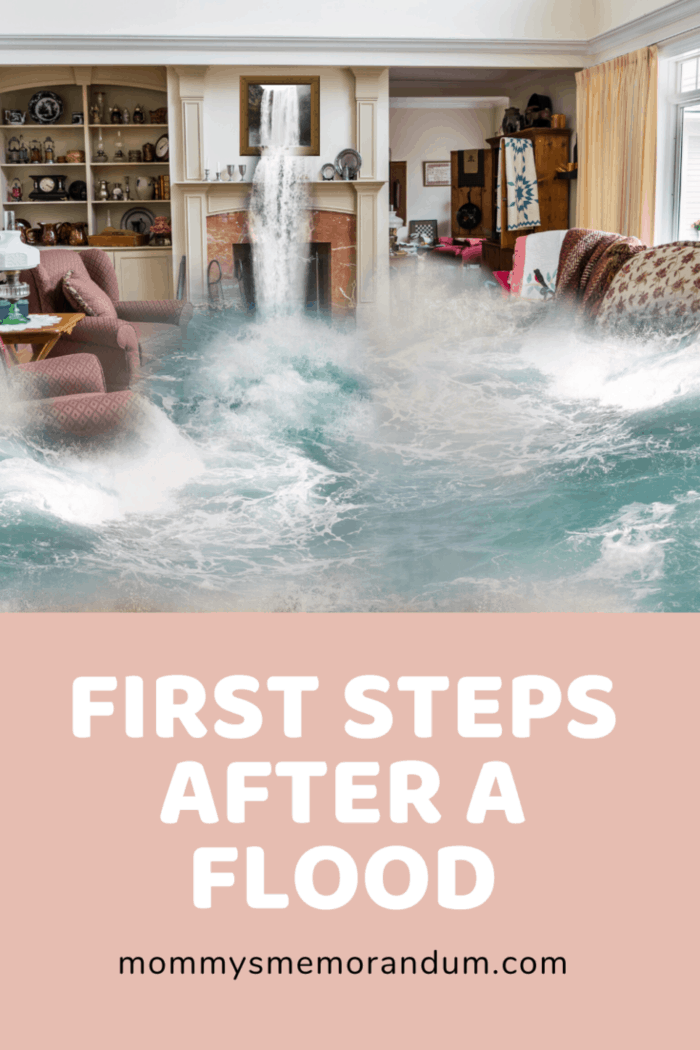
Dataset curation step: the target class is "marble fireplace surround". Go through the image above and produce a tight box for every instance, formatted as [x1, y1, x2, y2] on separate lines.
[206, 184, 358, 315]
[174, 67, 389, 319]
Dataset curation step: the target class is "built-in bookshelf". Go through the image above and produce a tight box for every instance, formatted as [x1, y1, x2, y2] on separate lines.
[0, 73, 171, 253]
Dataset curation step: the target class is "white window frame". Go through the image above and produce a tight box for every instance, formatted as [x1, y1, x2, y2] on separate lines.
[657, 36, 700, 244]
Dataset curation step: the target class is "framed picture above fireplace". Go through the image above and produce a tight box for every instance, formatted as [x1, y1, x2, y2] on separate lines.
[240, 75, 320, 156]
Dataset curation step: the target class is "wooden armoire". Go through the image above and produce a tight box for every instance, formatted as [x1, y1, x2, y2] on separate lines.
[451, 127, 572, 271]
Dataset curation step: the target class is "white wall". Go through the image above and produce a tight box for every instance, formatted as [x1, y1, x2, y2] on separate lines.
[201, 66, 355, 179]
[390, 106, 496, 236]
[15, 0, 597, 39]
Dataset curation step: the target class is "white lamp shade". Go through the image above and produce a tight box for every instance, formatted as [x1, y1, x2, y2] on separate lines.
[0, 229, 40, 271]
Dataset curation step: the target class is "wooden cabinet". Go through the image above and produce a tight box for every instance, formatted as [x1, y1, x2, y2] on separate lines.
[112, 249, 173, 300]
[450, 148, 495, 240]
[480, 127, 571, 271]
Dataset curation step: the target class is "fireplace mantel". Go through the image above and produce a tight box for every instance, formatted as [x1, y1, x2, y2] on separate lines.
[179, 179, 385, 217]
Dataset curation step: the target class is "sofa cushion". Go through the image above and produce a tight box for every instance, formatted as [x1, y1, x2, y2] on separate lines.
[62, 268, 118, 318]
[596, 242, 700, 335]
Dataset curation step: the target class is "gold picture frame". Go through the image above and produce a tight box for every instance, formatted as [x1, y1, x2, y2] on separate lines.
[240, 75, 320, 157]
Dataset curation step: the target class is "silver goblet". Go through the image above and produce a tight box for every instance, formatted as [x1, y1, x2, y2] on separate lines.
[238, 165, 247, 181]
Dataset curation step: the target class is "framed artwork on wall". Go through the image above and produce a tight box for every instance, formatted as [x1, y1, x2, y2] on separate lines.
[423, 161, 451, 187]
[240, 75, 320, 156]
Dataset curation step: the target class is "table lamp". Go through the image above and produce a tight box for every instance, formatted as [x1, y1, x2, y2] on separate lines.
[0, 211, 39, 325]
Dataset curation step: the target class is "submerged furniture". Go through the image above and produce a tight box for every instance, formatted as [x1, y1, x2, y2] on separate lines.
[435, 237, 484, 264]
[19, 248, 192, 392]
[0, 339, 147, 439]
[595, 240, 700, 335]
[0, 312, 85, 361]
[79, 249, 193, 343]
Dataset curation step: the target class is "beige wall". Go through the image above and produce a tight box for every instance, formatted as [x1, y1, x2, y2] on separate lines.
[389, 106, 496, 236]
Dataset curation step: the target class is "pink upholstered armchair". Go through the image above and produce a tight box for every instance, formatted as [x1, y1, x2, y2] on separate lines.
[20, 248, 192, 393]
[1, 339, 146, 440]
[80, 248, 193, 335]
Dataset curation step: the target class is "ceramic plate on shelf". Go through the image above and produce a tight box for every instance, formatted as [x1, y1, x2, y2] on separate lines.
[120, 207, 155, 236]
[320, 163, 336, 181]
[28, 91, 64, 125]
[334, 148, 362, 178]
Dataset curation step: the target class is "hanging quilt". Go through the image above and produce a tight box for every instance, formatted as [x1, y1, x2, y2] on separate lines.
[496, 137, 541, 232]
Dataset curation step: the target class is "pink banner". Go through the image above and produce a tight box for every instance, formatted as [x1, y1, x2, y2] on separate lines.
[3, 612, 696, 1047]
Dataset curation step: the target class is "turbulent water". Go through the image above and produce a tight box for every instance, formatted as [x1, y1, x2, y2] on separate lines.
[3, 262, 700, 612]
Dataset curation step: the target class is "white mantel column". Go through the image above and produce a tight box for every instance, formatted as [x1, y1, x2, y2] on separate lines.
[351, 68, 389, 324]
[172, 66, 209, 303]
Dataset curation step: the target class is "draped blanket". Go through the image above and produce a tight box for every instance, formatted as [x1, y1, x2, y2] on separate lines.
[554, 228, 646, 319]
[496, 137, 541, 232]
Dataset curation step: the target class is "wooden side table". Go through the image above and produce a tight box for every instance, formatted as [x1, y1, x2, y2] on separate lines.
[0, 313, 85, 364]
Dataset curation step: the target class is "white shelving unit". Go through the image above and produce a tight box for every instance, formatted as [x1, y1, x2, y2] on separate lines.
[0, 71, 174, 298]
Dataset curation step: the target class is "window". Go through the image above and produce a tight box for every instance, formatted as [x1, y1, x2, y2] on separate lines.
[671, 52, 700, 240]
[679, 56, 700, 92]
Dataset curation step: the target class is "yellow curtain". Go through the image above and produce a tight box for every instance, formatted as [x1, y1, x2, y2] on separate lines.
[576, 46, 657, 244]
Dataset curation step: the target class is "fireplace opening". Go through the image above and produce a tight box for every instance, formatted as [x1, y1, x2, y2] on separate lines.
[232, 242, 332, 313]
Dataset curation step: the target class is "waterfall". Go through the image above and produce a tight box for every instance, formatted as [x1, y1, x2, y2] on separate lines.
[249, 85, 309, 314]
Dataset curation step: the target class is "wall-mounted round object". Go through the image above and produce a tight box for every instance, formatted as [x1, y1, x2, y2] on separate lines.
[28, 91, 64, 125]
[456, 201, 482, 231]
[334, 148, 361, 179]
[320, 163, 336, 181]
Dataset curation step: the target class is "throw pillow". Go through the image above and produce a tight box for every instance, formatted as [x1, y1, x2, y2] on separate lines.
[62, 269, 117, 318]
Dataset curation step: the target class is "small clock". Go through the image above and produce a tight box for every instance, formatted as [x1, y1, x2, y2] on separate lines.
[155, 133, 169, 161]
[29, 174, 68, 200]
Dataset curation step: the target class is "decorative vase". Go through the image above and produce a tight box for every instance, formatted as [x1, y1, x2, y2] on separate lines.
[135, 176, 154, 200]
[68, 223, 88, 246]
[38, 222, 58, 246]
[97, 179, 110, 201]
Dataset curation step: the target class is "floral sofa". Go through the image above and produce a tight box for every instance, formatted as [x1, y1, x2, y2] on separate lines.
[507, 229, 700, 338]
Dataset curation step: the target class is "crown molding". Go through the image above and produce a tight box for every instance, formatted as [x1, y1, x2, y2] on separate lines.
[0, 33, 590, 63]
[390, 95, 508, 108]
[1, 6, 700, 66]
[0, 34, 588, 54]
[589, 0, 700, 61]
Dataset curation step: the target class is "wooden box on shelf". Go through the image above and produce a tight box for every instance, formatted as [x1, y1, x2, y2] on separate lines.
[89, 231, 149, 247]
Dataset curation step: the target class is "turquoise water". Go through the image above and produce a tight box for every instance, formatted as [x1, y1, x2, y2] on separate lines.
[2, 278, 700, 612]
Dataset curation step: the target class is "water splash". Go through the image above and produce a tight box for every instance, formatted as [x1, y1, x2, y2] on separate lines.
[249, 85, 309, 315]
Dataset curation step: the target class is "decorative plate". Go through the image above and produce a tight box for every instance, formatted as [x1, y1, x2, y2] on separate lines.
[120, 207, 155, 235]
[334, 148, 362, 178]
[28, 91, 64, 125]
[68, 180, 87, 201]
[320, 163, 336, 181]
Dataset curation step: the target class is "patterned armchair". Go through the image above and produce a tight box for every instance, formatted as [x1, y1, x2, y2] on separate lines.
[80, 248, 193, 335]
[20, 249, 192, 392]
[1, 339, 147, 440]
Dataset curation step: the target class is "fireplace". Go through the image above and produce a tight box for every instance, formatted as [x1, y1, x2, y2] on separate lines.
[232, 242, 332, 313]
[207, 210, 356, 316]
